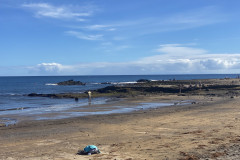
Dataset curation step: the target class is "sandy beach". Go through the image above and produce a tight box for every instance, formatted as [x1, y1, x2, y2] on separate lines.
[1, 93, 240, 160]
[2, 0, 240, 159]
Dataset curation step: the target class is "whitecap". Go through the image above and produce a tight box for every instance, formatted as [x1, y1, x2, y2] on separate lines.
[113, 81, 137, 85]
[45, 83, 58, 86]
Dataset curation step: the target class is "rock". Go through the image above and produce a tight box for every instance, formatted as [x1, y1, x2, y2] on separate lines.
[28, 93, 58, 98]
[57, 80, 86, 85]
[100, 82, 112, 84]
[28, 93, 36, 96]
[137, 79, 151, 83]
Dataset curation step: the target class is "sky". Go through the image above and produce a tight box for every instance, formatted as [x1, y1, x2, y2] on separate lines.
[1, 0, 240, 76]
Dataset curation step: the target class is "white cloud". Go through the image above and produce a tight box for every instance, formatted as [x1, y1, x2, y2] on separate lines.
[65, 31, 103, 40]
[22, 3, 227, 44]
[62, 6, 226, 43]
[25, 44, 240, 75]
[136, 44, 240, 73]
[155, 44, 208, 56]
[84, 25, 116, 31]
[22, 3, 92, 21]
[28, 63, 73, 75]
[66, 24, 116, 34]
[37, 63, 63, 72]
[96, 6, 228, 37]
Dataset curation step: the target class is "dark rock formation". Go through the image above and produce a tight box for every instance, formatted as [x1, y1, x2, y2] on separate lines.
[100, 82, 112, 84]
[27, 78, 240, 99]
[137, 79, 151, 83]
[57, 80, 86, 85]
[28, 93, 59, 98]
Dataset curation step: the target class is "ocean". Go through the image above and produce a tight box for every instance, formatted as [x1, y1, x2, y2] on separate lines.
[0, 74, 238, 125]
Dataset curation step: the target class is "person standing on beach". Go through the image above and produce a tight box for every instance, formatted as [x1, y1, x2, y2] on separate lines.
[88, 91, 92, 104]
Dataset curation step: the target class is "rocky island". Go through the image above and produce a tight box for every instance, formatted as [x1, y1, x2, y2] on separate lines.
[57, 79, 86, 85]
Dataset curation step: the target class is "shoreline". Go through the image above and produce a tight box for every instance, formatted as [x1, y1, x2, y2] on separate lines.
[1, 77, 239, 125]
[0, 95, 192, 127]
[4, 77, 236, 126]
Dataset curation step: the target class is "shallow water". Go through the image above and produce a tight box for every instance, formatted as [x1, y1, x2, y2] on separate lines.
[35, 102, 174, 120]
[0, 97, 108, 116]
[0, 100, 194, 126]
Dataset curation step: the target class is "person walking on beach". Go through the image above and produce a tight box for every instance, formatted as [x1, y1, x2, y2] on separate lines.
[88, 91, 92, 104]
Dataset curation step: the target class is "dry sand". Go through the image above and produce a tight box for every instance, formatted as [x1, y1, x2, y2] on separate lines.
[1, 94, 240, 160]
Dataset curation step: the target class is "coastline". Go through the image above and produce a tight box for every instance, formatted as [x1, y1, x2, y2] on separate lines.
[1, 77, 239, 125]
[1, 78, 240, 159]
[1, 94, 240, 159]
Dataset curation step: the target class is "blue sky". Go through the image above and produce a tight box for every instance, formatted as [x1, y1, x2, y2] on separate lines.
[1, 0, 240, 76]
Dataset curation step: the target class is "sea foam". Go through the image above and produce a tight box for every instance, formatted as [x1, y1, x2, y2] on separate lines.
[45, 83, 58, 86]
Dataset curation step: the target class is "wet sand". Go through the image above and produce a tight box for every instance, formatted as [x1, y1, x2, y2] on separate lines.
[0, 94, 240, 160]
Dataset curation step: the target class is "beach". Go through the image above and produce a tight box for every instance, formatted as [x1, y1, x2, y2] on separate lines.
[2, 0, 240, 159]
[1, 92, 240, 160]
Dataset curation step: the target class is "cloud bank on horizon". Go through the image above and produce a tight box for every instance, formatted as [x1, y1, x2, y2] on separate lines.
[26, 44, 240, 75]
[1, 0, 240, 76]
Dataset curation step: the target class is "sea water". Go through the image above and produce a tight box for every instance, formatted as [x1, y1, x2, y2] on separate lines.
[0, 74, 238, 124]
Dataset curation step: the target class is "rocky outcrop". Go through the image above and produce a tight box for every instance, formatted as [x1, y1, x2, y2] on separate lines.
[28, 93, 59, 98]
[137, 79, 151, 83]
[27, 78, 240, 99]
[100, 82, 112, 84]
[57, 80, 86, 85]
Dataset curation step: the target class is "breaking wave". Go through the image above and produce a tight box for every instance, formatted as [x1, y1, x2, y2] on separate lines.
[45, 83, 58, 86]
